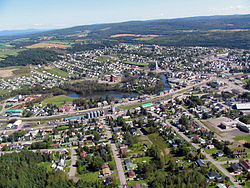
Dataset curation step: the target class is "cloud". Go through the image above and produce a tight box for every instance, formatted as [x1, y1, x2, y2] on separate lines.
[209, 4, 250, 14]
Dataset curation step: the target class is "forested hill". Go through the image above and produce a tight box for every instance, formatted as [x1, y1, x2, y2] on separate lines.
[29, 14, 250, 38]
[0, 14, 249, 49]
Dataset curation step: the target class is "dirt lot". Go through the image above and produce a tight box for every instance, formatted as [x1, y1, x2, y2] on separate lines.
[0, 68, 17, 77]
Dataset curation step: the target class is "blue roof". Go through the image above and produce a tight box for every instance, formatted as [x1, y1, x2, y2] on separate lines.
[65, 115, 85, 120]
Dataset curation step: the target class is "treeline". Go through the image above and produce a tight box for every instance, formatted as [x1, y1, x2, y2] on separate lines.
[0, 48, 62, 67]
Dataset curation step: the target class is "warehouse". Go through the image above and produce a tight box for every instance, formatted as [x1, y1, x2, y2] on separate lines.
[235, 103, 250, 110]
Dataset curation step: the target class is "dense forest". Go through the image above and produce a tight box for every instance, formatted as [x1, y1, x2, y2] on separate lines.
[0, 151, 73, 188]
[0, 48, 61, 67]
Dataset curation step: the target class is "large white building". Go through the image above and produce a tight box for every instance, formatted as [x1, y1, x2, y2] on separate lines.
[235, 103, 250, 110]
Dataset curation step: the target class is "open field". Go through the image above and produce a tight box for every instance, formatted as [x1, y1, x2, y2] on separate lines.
[26, 42, 71, 49]
[0, 48, 24, 59]
[0, 66, 31, 78]
[46, 68, 68, 77]
[124, 61, 148, 67]
[110, 34, 159, 38]
[234, 134, 250, 143]
[43, 95, 76, 104]
[0, 68, 17, 77]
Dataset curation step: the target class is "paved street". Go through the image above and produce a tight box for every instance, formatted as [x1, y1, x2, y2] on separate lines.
[68, 148, 79, 182]
[103, 121, 127, 187]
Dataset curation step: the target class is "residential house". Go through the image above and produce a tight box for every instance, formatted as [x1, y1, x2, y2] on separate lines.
[102, 163, 111, 176]
[230, 163, 242, 174]
[239, 160, 250, 172]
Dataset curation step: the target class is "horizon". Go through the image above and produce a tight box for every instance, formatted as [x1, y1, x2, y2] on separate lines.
[0, 0, 249, 31]
[0, 13, 249, 33]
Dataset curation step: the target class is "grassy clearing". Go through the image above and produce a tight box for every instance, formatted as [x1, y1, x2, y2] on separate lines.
[234, 135, 250, 143]
[47, 68, 68, 77]
[43, 95, 75, 104]
[37, 161, 51, 170]
[134, 156, 153, 163]
[77, 171, 100, 183]
[148, 133, 169, 157]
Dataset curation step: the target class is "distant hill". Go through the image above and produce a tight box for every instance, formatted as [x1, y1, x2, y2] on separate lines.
[0, 29, 48, 37]
[0, 14, 249, 49]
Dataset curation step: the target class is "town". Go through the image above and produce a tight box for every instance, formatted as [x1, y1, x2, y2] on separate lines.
[0, 43, 249, 188]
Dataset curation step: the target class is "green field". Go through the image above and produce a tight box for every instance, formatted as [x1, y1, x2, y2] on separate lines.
[47, 68, 68, 77]
[0, 48, 24, 59]
[43, 95, 76, 104]
[234, 135, 250, 142]
[124, 61, 148, 67]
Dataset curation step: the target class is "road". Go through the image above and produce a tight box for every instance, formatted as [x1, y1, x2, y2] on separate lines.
[68, 148, 79, 182]
[103, 121, 127, 187]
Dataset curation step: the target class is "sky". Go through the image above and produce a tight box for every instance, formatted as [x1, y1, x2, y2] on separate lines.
[0, 0, 249, 31]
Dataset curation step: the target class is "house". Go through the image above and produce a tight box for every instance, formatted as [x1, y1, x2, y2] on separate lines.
[239, 160, 250, 172]
[124, 158, 134, 170]
[206, 171, 222, 180]
[216, 151, 224, 157]
[102, 163, 111, 176]
[80, 151, 87, 158]
[196, 159, 206, 167]
[132, 183, 141, 188]
[127, 169, 136, 177]
[217, 184, 227, 188]
[230, 163, 242, 174]
[233, 149, 246, 156]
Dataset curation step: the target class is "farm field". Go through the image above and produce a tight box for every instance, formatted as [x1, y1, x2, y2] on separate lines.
[26, 42, 71, 49]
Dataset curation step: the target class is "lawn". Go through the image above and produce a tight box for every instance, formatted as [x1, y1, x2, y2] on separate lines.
[127, 179, 147, 186]
[129, 142, 152, 154]
[43, 95, 76, 104]
[134, 156, 153, 163]
[234, 135, 250, 143]
[205, 148, 219, 154]
[77, 171, 100, 183]
[37, 161, 51, 170]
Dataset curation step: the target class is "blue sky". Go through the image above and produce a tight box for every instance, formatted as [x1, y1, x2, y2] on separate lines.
[0, 0, 249, 30]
